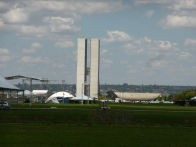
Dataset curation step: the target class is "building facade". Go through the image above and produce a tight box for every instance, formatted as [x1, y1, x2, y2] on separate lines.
[90, 39, 100, 98]
[76, 38, 87, 97]
[76, 38, 100, 98]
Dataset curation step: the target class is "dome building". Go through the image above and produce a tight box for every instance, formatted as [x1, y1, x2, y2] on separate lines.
[45, 91, 74, 104]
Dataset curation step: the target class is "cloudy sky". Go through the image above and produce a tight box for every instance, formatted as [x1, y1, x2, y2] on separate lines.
[0, 0, 196, 85]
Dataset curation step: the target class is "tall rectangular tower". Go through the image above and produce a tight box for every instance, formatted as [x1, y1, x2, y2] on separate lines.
[76, 38, 87, 97]
[90, 39, 100, 98]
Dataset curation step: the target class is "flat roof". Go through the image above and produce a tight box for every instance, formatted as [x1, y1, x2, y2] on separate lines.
[0, 75, 19, 90]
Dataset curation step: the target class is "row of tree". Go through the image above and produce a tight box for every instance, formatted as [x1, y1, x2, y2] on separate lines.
[173, 90, 196, 101]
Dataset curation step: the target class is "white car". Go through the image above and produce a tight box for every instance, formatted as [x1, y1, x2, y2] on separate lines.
[0, 101, 10, 109]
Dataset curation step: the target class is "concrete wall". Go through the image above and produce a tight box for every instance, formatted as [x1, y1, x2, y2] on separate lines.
[90, 39, 100, 98]
[76, 38, 87, 97]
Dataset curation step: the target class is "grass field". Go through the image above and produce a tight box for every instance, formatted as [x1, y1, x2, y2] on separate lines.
[11, 102, 196, 111]
[1, 103, 196, 147]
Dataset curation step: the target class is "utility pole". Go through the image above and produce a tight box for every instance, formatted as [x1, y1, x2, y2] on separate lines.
[29, 79, 32, 107]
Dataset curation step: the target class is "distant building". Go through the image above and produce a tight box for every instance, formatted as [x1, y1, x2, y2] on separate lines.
[115, 92, 161, 101]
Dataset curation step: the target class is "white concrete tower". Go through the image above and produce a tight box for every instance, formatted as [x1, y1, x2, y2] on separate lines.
[76, 38, 87, 97]
[90, 38, 100, 98]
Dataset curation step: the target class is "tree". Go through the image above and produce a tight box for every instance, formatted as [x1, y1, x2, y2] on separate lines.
[106, 90, 117, 100]
[174, 90, 196, 101]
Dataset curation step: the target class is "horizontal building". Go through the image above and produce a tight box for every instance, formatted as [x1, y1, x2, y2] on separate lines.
[115, 92, 161, 101]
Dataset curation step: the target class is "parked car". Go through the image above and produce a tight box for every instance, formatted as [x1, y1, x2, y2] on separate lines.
[0, 101, 10, 109]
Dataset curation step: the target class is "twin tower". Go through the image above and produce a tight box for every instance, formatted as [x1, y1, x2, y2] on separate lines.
[76, 38, 100, 98]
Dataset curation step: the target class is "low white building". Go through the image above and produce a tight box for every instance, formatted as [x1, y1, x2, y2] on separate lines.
[115, 92, 161, 101]
[32, 90, 48, 96]
[71, 95, 93, 101]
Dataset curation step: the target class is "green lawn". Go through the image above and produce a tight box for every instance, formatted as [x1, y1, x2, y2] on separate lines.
[1, 124, 196, 147]
[1, 104, 196, 146]
[11, 103, 196, 111]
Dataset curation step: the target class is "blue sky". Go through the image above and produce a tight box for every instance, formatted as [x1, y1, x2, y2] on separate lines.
[0, 0, 196, 85]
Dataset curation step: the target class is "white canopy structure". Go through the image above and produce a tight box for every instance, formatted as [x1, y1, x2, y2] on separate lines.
[71, 95, 93, 101]
[18, 90, 48, 96]
[45, 91, 74, 104]
[191, 96, 196, 100]
[32, 90, 48, 96]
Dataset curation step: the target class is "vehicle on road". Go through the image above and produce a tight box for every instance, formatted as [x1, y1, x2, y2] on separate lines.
[0, 101, 10, 110]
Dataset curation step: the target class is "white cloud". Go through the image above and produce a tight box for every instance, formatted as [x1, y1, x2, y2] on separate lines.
[0, 18, 4, 28]
[158, 40, 172, 49]
[32, 42, 42, 48]
[104, 30, 132, 42]
[29, 1, 66, 11]
[134, 0, 170, 5]
[20, 56, 47, 63]
[0, 48, 9, 54]
[184, 38, 196, 46]
[179, 51, 192, 59]
[101, 49, 108, 55]
[127, 67, 137, 74]
[20, 25, 48, 38]
[134, 0, 195, 10]
[2, 8, 28, 23]
[102, 58, 113, 64]
[22, 42, 42, 54]
[55, 40, 74, 48]
[52, 63, 65, 68]
[168, 0, 196, 11]
[123, 35, 189, 68]
[43, 16, 80, 33]
[162, 15, 196, 28]
[0, 0, 126, 40]
[0, 56, 11, 62]
[78, 1, 125, 14]
[135, 0, 196, 28]
[0, 1, 9, 9]
[144, 10, 154, 17]
[124, 37, 174, 56]
[146, 58, 164, 68]
[22, 48, 36, 54]
[43, 17, 74, 24]
[28, 0, 125, 14]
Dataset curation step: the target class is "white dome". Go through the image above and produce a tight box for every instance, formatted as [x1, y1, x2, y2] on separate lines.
[45, 91, 74, 103]
[49, 91, 74, 98]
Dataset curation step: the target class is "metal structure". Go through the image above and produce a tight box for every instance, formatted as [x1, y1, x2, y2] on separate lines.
[5, 75, 49, 91]
[0, 75, 22, 102]
[5, 75, 48, 104]
[0, 75, 19, 90]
